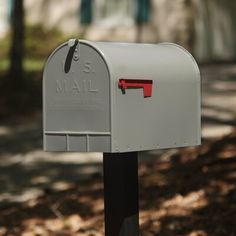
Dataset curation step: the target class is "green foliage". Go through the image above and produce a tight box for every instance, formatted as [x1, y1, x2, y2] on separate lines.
[0, 24, 74, 63]
[0, 34, 10, 61]
[25, 24, 69, 59]
[233, 111, 236, 120]
[0, 59, 45, 72]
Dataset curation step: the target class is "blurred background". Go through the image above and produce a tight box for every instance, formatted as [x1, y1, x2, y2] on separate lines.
[0, 0, 236, 235]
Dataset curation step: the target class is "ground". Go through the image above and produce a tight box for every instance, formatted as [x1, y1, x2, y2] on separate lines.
[0, 64, 235, 235]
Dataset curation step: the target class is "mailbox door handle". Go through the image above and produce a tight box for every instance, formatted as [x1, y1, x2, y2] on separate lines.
[118, 79, 153, 97]
[64, 39, 79, 73]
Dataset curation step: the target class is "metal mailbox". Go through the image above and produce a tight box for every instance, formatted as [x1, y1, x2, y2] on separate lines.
[43, 39, 201, 152]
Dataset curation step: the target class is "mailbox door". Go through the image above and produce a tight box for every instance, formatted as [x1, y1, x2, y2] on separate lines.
[110, 43, 200, 152]
[44, 42, 111, 152]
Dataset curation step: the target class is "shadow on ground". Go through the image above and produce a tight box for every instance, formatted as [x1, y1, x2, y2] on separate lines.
[140, 130, 236, 235]
[0, 130, 235, 235]
[201, 64, 236, 139]
[0, 65, 235, 235]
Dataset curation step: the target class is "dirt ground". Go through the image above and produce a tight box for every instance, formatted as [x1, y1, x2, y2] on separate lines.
[0, 64, 235, 235]
[0, 130, 235, 235]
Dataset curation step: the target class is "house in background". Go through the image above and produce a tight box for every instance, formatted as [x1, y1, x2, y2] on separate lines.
[0, 0, 11, 38]
[1, 0, 236, 62]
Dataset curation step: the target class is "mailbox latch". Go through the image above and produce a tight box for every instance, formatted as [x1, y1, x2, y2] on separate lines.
[118, 79, 153, 97]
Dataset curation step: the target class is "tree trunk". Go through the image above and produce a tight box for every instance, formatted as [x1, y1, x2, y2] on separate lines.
[8, 0, 25, 86]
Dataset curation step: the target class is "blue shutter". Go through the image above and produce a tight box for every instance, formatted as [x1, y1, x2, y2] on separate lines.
[80, 0, 93, 25]
[8, 0, 14, 23]
[136, 0, 150, 24]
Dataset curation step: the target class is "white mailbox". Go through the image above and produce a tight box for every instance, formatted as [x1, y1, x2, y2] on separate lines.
[43, 39, 201, 152]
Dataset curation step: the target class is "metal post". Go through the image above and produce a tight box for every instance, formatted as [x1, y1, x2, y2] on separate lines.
[103, 152, 139, 236]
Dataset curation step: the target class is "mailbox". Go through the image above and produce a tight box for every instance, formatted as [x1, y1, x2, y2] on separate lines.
[43, 39, 201, 152]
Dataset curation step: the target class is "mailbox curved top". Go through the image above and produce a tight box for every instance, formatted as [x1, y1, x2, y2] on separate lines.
[43, 39, 201, 153]
[79, 40, 200, 83]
